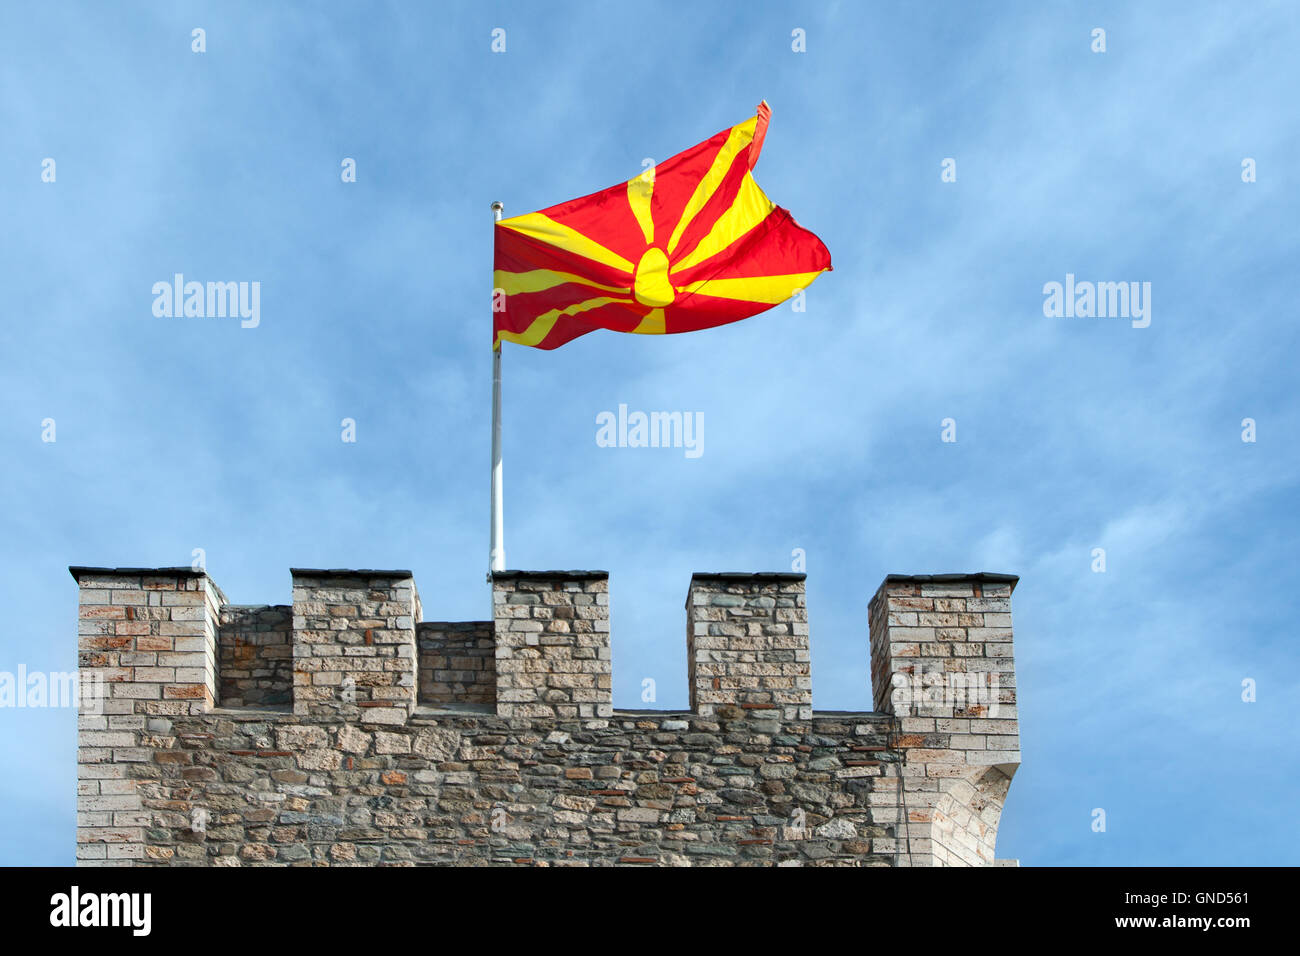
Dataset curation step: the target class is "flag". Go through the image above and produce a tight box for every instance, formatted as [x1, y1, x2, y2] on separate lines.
[492, 101, 832, 350]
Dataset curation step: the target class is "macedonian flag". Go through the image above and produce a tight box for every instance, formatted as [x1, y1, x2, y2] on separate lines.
[493, 102, 831, 350]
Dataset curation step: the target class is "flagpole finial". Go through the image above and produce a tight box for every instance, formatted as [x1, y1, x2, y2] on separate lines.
[491, 201, 504, 221]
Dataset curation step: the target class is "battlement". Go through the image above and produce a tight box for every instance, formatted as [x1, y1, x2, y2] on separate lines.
[71, 565, 1022, 867]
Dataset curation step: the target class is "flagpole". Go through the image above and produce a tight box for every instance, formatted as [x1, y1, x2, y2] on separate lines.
[489, 201, 506, 578]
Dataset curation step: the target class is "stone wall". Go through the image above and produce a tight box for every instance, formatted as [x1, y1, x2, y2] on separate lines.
[218, 605, 292, 708]
[72, 566, 1022, 867]
[107, 707, 906, 866]
[417, 621, 495, 708]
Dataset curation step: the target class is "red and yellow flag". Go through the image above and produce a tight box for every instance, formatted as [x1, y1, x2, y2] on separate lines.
[492, 102, 831, 350]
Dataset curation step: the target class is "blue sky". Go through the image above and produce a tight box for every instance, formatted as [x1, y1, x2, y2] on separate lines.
[2, 1, 1297, 865]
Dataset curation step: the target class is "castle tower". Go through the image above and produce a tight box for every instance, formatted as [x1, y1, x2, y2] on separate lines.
[72, 564, 1022, 866]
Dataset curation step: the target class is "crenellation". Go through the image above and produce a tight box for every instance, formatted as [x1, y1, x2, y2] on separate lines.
[289, 570, 419, 725]
[686, 573, 811, 722]
[71, 565, 1022, 866]
[868, 573, 1022, 866]
[491, 572, 612, 720]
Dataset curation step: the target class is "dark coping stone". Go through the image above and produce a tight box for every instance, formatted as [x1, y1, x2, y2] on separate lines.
[289, 568, 414, 577]
[881, 572, 1019, 591]
[689, 572, 807, 582]
[69, 566, 207, 579]
[490, 570, 609, 580]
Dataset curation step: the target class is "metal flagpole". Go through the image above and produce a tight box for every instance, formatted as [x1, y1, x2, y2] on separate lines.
[489, 201, 506, 579]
